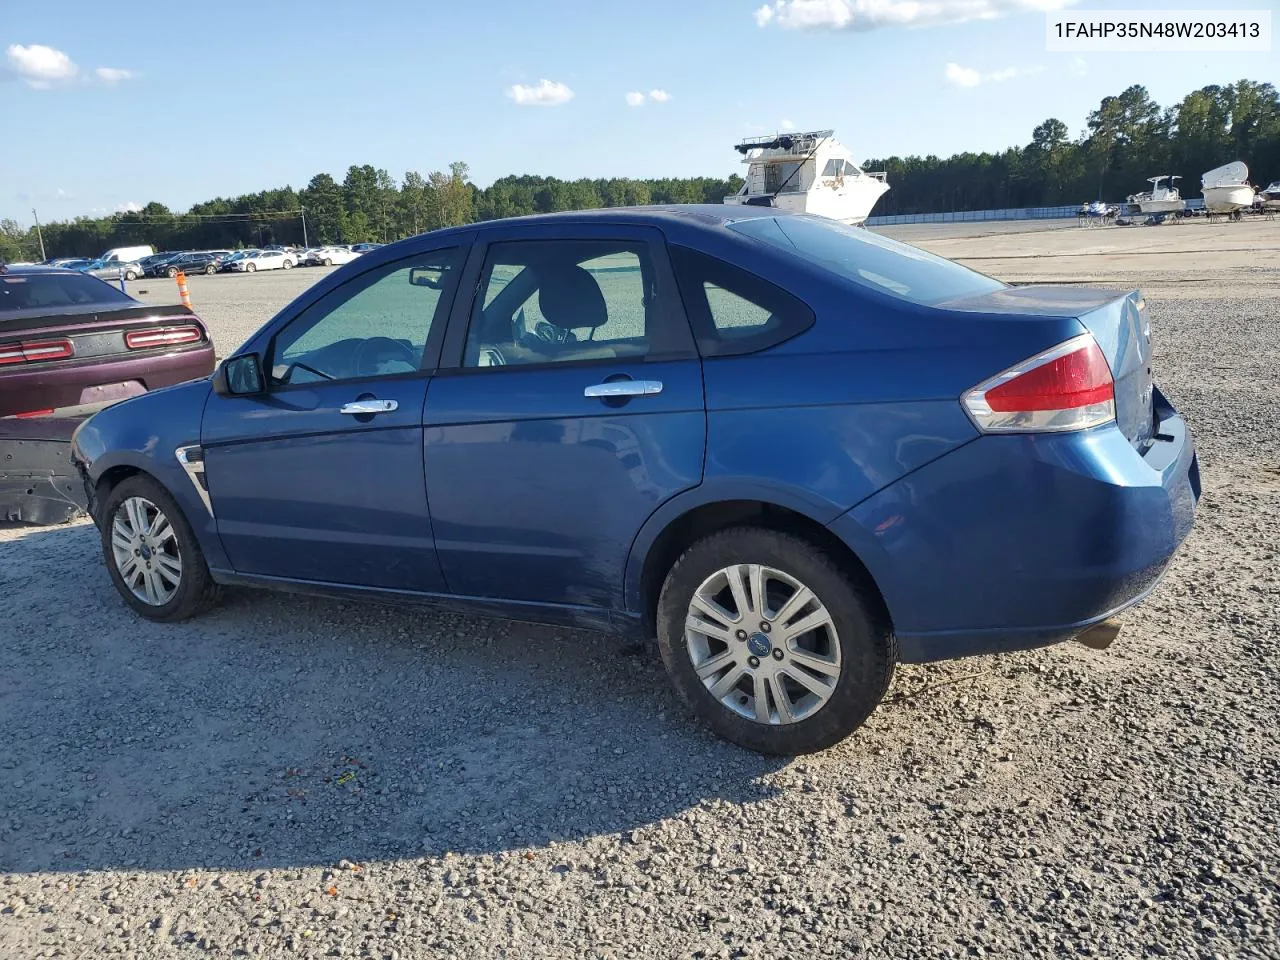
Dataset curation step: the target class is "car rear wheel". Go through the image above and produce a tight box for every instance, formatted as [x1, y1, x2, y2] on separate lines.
[323, 258, 333, 266]
[100, 474, 221, 622]
[204, 264, 216, 275]
[657, 527, 895, 755]
[283, 259, 293, 270]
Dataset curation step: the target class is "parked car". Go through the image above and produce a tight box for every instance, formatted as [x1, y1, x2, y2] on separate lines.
[98, 245, 155, 264]
[296, 247, 322, 266]
[349, 242, 383, 253]
[231, 250, 293, 272]
[310, 245, 360, 266]
[137, 252, 182, 274]
[0, 264, 214, 522]
[77, 258, 143, 281]
[143, 252, 193, 278]
[217, 250, 259, 273]
[159, 251, 224, 277]
[47, 257, 92, 270]
[70, 206, 1199, 756]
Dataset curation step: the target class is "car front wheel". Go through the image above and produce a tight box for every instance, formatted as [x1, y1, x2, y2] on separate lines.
[246, 263, 256, 272]
[125, 270, 138, 280]
[100, 474, 221, 622]
[657, 527, 895, 755]
[283, 259, 293, 269]
[205, 264, 216, 275]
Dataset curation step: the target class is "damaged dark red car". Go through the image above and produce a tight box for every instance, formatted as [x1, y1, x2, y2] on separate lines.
[1, 264, 214, 523]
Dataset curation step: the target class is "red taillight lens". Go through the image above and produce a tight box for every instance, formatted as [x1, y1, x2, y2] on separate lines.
[0, 339, 74, 365]
[125, 326, 203, 349]
[963, 335, 1116, 434]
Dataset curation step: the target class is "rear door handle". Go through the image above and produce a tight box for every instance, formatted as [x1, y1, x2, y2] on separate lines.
[339, 399, 398, 415]
[584, 380, 663, 399]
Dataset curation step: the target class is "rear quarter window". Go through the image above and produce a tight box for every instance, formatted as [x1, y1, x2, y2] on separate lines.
[728, 215, 1005, 306]
[670, 245, 814, 358]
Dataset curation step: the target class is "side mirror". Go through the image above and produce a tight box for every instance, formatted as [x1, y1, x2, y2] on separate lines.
[409, 265, 444, 289]
[213, 353, 265, 396]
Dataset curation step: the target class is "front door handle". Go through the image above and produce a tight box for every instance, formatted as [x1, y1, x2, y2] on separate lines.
[584, 380, 663, 399]
[339, 398, 398, 415]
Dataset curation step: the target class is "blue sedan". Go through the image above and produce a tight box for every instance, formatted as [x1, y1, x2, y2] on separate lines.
[71, 207, 1199, 755]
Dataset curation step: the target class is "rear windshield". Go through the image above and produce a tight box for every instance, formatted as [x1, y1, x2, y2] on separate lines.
[728, 215, 1005, 306]
[0, 272, 134, 313]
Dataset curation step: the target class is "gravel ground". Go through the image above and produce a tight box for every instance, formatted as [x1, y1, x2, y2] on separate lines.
[2, 239, 1279, 957]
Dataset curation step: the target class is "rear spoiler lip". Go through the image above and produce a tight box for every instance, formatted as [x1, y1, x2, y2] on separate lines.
[0, 303, 200, 338]
[933, 285, 1140, 320]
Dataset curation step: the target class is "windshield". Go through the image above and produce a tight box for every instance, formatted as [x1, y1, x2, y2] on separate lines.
[727, 215, 1005, 306]
[1, 272, 134, 313]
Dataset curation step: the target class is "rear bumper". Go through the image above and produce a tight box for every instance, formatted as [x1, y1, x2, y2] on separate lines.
[0, 345, 214, 418]
[829, 388, 1199, 663]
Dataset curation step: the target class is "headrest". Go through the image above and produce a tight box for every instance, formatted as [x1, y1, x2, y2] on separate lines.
[537, 264, 608, 329]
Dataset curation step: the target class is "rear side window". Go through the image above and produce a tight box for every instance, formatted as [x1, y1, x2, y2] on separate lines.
[728, 215, 1005, 306]
[670, 245, 814, 357]
[0, 273, 133, 313]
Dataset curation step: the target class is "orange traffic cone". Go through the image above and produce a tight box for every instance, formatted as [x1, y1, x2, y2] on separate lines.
[175, 270, 192, 309]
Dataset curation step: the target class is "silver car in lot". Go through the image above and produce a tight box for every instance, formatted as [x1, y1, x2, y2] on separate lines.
[77, 258, 143, 282]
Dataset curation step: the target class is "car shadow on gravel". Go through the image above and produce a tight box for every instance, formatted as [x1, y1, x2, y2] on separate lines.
[0, 523, 788, 875]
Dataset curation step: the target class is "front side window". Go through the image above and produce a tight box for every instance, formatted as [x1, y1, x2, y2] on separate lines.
[464, 240, 659, 369]
[270, 247, 463, 385]
[728, 215, 1005, 306]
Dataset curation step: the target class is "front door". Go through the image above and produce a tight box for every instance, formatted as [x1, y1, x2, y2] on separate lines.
[201, 244, 468, 591]
[424, 228, 706, 610]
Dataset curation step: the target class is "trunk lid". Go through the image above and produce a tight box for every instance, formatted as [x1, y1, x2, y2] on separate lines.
[936, 285, 1154, 449]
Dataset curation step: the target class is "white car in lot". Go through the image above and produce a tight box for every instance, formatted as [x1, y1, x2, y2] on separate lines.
[310, 245, 361, 267]
[231, 250, 294, 273]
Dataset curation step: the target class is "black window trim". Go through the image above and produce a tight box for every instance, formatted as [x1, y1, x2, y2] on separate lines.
[262, 243, 469, 393]
[435, 230, 697, 376]
[669, 243, 816, 359]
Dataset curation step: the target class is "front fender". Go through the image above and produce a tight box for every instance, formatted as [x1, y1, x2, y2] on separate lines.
[72, 379, 228, 569]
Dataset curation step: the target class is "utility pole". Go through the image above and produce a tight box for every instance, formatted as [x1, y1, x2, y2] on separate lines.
[301, 206, 308, 247]
[31, 208, 46, 261]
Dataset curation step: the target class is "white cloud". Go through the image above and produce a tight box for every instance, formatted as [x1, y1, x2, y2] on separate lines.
[648, 88, 671, 102]
[755, 0, 1075, 32]
[95, 67, 135, 83]
[505, 78, 574, 106]
[115, 201, 142, 213]
[1070, 56, 1088, 76]
[4, 43, 79, 88]
[626, 91, 646, 106]
[945, 62, 1043, 87]
[780, 117, 796, 130]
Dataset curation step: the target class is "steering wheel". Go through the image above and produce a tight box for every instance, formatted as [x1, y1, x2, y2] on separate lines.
[352, 337, 419, 378]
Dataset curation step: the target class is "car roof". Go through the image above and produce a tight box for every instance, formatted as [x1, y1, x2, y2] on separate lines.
[421, 203, 788, 244]
[1, 264, 80, 275]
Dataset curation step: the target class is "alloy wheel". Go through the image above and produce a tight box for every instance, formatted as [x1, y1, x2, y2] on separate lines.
[110, 496, 183, 606]
[685, 564, 841, 725]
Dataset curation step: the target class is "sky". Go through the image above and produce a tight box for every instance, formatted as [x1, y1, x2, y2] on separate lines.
[2, 0, 1276, 225]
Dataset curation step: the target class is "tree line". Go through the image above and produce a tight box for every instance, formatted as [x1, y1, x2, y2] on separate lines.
[3, 78, 1276, 263]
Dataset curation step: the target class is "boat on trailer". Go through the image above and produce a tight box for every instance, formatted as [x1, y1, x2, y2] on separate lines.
[724, 130, 889, 225]
[1257, 180, 1280, 211]
[1201, 162, 1255, 216]
[1127, 176, 1185, 215]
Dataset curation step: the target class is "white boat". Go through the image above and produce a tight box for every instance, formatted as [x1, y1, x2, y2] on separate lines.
[1201, 161, 1255, 214]
[1258, 181, 1280, 210]
[1126, 176, 1185, 215]
[724, 129, 889, 225]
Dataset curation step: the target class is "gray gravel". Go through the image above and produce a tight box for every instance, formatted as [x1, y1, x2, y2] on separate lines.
[2, 282, 1278, 957]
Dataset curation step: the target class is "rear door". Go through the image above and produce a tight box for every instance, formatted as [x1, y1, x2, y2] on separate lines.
[201, 241, 471, 590]
[424, 223, 706, 610]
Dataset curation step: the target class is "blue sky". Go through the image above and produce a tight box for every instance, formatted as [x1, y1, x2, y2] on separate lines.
[2, 0, 1276, 224]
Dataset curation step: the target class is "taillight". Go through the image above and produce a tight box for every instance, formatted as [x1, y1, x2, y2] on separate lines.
[0, 339, 74, 365]
[125, 326, 203, 349]
[962, 334, 1115, 434]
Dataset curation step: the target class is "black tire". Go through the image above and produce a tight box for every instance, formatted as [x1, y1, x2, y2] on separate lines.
[283, 259, 293, 270]
[99, 474, 221, 622]
[204, 264, 216, 275]
[657, 527, 895, 755]
[167, 266, 178, 278]
[246, 263, 256, 273]
[125, 270, 138, 280]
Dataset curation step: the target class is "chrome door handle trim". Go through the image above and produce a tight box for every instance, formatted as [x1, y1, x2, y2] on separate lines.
[584, 380, 663, 399]
[339, 399, 398, 415]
